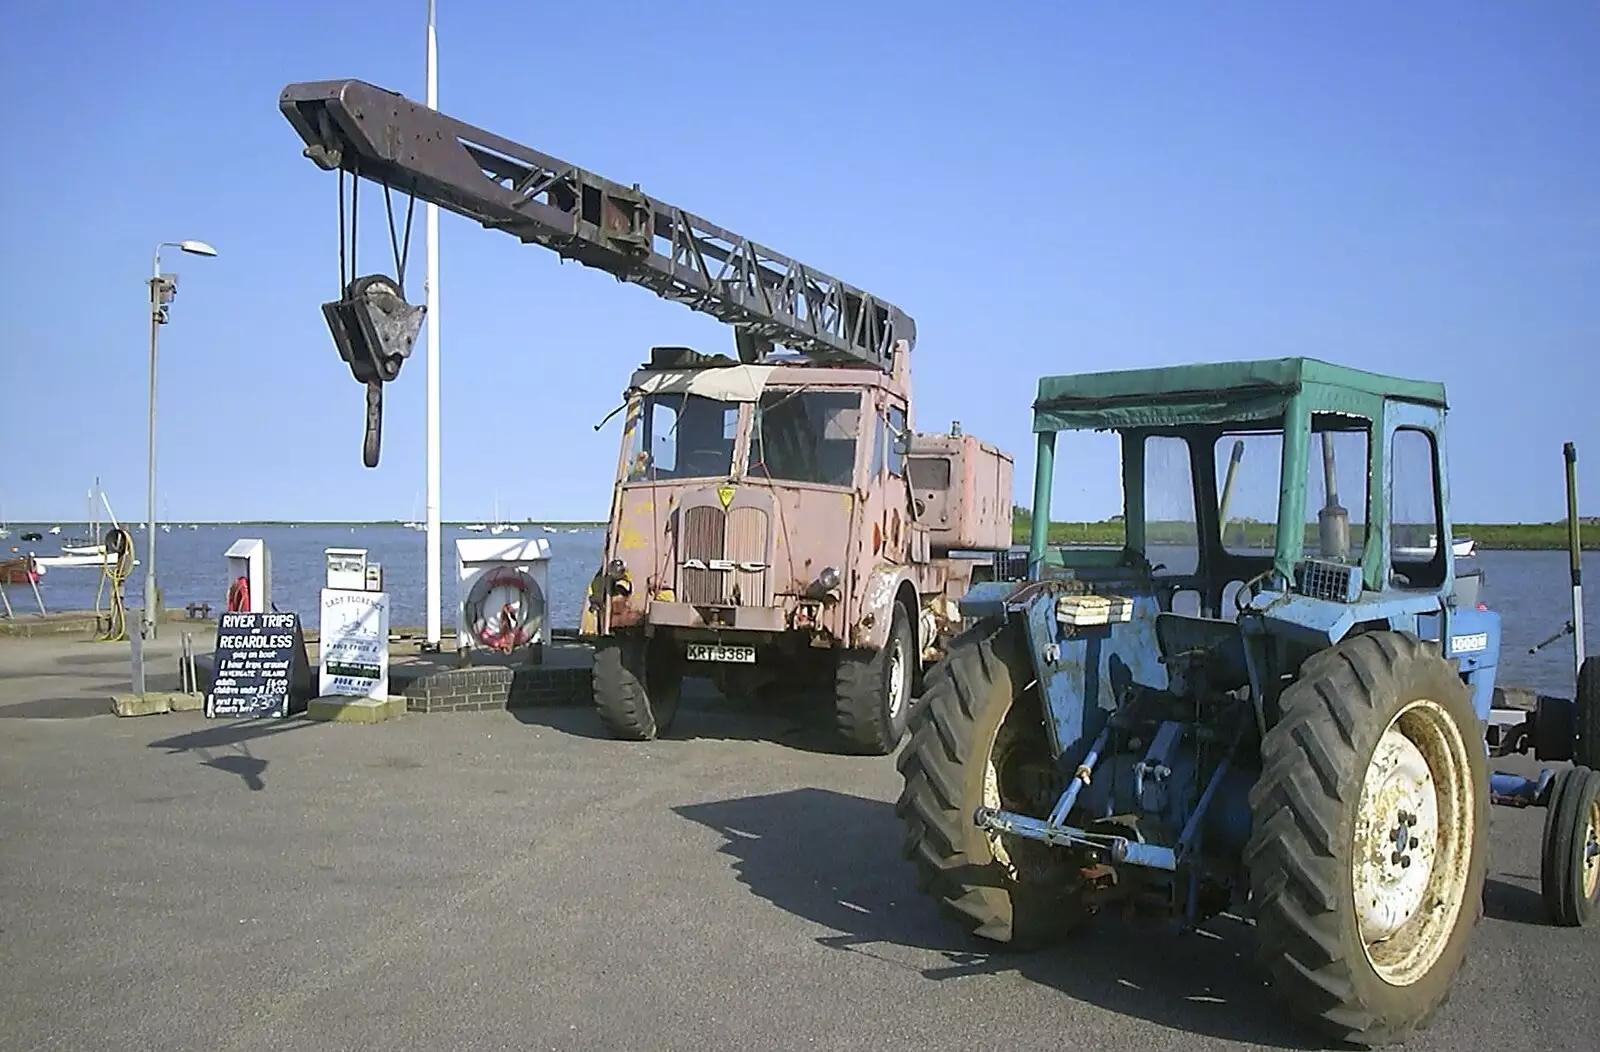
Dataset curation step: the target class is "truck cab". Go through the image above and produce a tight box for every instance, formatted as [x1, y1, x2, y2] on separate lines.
[582, 344, 1013, 753]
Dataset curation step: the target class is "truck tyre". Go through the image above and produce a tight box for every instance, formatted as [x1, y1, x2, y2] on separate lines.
[894, 618, 1087, 949]
[1574, 657, 1600, 769]
[1539, 764, 1600, 927]
[592, 632, 682, 741]
[1246, 631, 1487, 1046]
[834, 600, 915, 755]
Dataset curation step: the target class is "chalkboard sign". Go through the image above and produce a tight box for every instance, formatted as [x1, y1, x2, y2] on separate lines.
[205, 611, 313, 718]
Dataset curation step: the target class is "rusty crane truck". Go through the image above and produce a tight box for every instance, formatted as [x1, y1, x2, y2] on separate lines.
[279, 78, 1014, 754]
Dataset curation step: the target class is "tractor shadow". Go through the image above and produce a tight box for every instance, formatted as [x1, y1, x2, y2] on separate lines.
[675, 787, 1325, 1050]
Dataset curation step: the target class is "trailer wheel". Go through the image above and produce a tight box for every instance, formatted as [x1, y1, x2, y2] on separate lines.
[894, 618, 1087, 949]
[1540, 764, 1600, 927]
[1574, 657, 1600, 769]
[1247, 631, 1486, 1046]
[834, 600, 915, 755]
[592, 632, 682, 741]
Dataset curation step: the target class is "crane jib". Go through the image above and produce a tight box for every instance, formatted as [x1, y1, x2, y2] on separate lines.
[278, 78, 915, 374]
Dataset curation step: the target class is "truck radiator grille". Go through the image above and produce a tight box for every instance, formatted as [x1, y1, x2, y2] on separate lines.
[679, 504, 770, 606]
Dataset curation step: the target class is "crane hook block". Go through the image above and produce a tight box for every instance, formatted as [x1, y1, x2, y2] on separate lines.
[321, 273, 425, 467]
[322, 274, 425, 386]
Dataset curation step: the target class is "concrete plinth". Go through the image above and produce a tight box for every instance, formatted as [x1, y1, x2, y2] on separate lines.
[109, 691, 201, 717]
[307, 695, 406, 723]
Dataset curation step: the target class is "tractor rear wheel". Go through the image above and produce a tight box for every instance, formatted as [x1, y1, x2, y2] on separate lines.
[1540, 763, 1600, 927]
[1574, 657, 1600, 769]
[592, 631, 682, 740]
[894, 618, 1087, 949]
[1246, 631, 1486, 1046]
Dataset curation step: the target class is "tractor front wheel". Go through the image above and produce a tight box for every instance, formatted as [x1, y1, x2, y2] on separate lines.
[894, 618, 1087, 949]
[1247, 630, 1486, 1046]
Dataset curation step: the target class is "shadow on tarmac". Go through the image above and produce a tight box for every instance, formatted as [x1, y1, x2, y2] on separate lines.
[676, 786, 1332, 1051]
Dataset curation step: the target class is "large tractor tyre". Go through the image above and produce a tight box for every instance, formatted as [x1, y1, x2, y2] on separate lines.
[894, 618, 1087, 951]
[592, 632, 683, 741]
[1574, 657, 1600, 769]
[1246, 630, 1487, 1047]
[834, 600, 916, 755]
[1540, 764, 1600, 927]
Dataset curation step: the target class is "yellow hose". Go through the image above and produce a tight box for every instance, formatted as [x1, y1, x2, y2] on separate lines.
[98, 528, 135, 642]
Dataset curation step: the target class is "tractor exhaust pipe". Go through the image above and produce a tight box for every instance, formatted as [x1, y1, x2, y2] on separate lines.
[1318, 432, 1350, 562]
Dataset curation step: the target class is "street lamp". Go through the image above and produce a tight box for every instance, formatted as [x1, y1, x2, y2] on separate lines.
[143, 238, 217, 640]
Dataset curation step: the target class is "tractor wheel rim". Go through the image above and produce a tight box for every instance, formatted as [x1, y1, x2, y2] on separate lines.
[1584, 797, 1600, 901]
[1352, 698, 1475, 988]
[886, 633, 908, 721]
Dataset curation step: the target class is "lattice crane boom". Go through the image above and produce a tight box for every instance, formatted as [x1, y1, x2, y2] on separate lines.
[279, 78, 915, 373]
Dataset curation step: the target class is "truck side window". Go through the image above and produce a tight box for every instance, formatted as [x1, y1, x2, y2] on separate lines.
[886, 404, 908, 477]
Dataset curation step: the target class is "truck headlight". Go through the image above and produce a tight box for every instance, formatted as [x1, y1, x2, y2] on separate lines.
[817, 566, 840, 592]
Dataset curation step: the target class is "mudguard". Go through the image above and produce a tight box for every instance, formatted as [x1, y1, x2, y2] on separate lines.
[851, 565, 916, 652]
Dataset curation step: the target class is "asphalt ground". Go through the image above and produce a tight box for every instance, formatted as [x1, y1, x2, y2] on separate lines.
[1, 633, 1597, 1052]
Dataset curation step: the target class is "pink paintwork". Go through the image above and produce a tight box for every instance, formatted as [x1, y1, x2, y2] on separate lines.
[581, 342, 1013, 691]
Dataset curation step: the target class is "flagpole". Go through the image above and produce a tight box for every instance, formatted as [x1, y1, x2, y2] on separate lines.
[424, 0, 443, 648]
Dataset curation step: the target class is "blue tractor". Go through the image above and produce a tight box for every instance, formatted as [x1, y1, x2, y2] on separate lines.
[894, 358, 1598, 1046]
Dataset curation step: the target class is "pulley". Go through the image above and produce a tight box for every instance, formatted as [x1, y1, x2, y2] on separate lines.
[321, 273, 425, 467]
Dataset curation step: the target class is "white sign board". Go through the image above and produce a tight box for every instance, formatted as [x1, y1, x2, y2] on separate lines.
[318, 588, 390, 700]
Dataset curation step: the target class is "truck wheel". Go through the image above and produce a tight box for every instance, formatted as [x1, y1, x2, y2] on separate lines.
[1246, 631, 1486, 1046]
[834, 600, 915, 755]
[894, 618, 1086, 949]
[592, 632, 682, 741]
[1574, 657, 1600, 769]
[1540, 764, 1600, 926]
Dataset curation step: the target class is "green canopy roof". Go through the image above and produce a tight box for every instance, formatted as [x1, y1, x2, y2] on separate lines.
[1032, 357, 1448, 433]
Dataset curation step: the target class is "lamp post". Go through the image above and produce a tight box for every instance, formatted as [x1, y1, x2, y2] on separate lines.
[143, 239, 217, 640]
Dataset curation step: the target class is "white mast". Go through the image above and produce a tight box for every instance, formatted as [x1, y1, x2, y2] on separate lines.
[424, 0, 443, 647]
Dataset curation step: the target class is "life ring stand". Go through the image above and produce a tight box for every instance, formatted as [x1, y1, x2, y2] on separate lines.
[463, 565, 545, 655]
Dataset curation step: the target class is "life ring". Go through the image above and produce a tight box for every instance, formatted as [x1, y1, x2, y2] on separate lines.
[226, 575, 251, 613]
[464, 566, 544, 653]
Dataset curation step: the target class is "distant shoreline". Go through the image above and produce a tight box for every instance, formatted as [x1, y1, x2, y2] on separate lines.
[4, 520, 608, 530]
[1012, 518, 1598, 551]
[6, 518, 1591, 551]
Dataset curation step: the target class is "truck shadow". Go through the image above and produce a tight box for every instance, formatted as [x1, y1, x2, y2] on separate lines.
[511, 681, 870, 755]
[675, 787, 1328, 1050]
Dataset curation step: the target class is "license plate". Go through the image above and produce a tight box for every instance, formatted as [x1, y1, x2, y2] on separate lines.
[686, 643, 756, 664]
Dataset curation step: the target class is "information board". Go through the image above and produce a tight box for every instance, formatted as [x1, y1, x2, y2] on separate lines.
[205, 611, 312, 718]
[318, 588, 390, 700]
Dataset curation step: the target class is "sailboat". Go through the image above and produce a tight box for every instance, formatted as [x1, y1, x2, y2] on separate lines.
[34, 480, 138, 569]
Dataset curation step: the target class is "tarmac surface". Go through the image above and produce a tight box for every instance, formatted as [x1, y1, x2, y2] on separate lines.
[2, 630, 1597, 1052]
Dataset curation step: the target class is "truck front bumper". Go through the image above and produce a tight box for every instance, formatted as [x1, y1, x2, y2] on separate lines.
[645, 600, 787, 634]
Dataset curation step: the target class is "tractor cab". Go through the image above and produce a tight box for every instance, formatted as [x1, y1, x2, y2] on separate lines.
[977, 356, 1500, 725]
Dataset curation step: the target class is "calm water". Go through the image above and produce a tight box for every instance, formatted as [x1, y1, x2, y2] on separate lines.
[5, 523, 605, 638]
[6, 524, 1596, 695]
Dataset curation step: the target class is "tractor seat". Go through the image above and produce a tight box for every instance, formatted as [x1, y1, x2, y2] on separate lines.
[1154, 612, 1251, 693]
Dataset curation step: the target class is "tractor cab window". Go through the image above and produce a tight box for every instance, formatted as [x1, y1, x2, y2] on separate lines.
[1216, 431, 1283, 556]
[747, 388, 861, 487]
[624, 393, 738, 481]
[1144, 435, 1199, 576]
[1304, 417, 1370, 565]
[1389, 427, 1445, 588]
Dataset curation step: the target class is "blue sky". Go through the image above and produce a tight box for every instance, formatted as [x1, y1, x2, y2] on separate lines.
[2, 1, 1596, 525]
